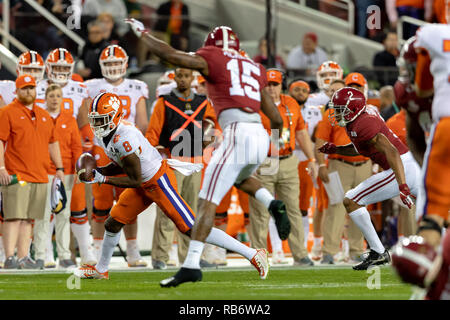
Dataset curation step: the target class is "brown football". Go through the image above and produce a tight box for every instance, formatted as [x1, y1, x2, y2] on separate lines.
[76, 153, 97, 182]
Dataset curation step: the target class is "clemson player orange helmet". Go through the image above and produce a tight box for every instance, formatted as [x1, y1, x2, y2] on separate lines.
[316, 61, 343, 90]
[16, 51, 45, 82]
[99, 45, 129, 81]
[88, 92, 124, 138]
[45, 48, 74, 85]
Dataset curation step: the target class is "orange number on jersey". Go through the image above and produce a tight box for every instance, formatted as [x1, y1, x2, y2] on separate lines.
[123, 141, 132, 152]
[443, 39, 450, 52]
[118, 95, 131, 119]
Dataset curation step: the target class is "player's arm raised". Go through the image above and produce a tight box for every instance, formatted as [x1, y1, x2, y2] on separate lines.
[126, 19, 208, 75]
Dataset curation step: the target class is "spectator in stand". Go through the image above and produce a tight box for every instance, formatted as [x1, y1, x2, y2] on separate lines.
[77, 20, 110, 80]
[97, 13, 121, 44]
[153, 0, 190, 52]
[253, 37, 286, 69]
[386, 0, 433, 39]
[379, 85, 399, 121]
[373, 31, 399, 87]
[82, 0, 129, 37]
[0, 75, 64, 269]
[286, 32, 328, 77]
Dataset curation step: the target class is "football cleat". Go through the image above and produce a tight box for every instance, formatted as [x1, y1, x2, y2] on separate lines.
[352, 249, 391, 271]
[128, 259, 148, 268]
[74, 264, 109, 279]
[160, 267, 202, 288]
[251, 249, 270, 279]
[271, 250, 288, 265]
[311, 243, 323, 261]
[268, 200, 291, 240]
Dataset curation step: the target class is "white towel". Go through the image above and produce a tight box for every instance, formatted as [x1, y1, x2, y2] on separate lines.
[167, 159, 203, 176]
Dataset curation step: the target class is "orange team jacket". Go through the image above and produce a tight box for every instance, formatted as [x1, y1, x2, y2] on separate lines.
[315, 109, 369, 163]
[386, 109, 407, 146]
[146, 96, 217, 163]
[48, 111, 83, 175]
[259, 94, 306, 157]
[0, 98, 56, 183]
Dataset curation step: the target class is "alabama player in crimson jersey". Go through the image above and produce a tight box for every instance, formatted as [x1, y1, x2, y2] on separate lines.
[0, 51, 45, 107]
[126, 19, 288, 287]
[394, 36, 432, 166]
[413, 21, 450, 247]
[79, 45, 149, 267]
[319, 87, 421, 270]
[74, 93, 272, 280]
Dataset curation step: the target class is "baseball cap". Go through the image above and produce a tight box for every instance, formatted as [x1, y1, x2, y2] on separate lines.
[289, 80, 310, 92]
[345, 72, 367, 87]
[304, 32, 318, 44]
[16, 74, 36, 89]
[267, 69, 283, 84]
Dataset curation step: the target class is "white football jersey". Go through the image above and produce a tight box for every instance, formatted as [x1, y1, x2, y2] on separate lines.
[294, 105, 323, 162]
[85, 78, 149, 125]
[415, 24, 450, 121]
[0, 80, 16, 105]
[305, 91, 329, 107]
[36, 79, 88, 118]
[97, 120, 162, 183]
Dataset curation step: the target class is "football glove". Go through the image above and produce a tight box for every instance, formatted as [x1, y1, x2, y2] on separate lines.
[50, 177, 67, 214]
[318, 142, 337, 154]
[84, 169, 106, 185]
[124, 18, 149, 38]
[399, 183, 414, 209]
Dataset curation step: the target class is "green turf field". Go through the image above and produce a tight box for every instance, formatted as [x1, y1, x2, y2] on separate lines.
[0, 265, 413, 300]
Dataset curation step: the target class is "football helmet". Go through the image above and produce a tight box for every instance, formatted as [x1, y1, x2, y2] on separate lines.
[316, 61, 343, 90]
[204, 26, 240, 52]
[45, 48, 74, 85]
[16, 51, 45, 82]
[391, 236, 438, 288]
[397, 36, 417, 84]
[88, 92, 123, 138]
[99, 45, 129, 81]
[329, 87, 366, 127]
[156, 70, 175, 87]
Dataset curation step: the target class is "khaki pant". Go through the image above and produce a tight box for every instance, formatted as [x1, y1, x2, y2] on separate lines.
[248, 155, 308, 261]
[151, 170, 201, 264]
[34, 175, 75, 261]
[2, 182, 47, 220]
[322, 159, 373, 257]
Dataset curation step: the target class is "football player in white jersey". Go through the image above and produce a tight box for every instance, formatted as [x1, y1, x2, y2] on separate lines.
[413, 21, 450, 247]
[80, 45, 149, 267]
[74, 93, 272, 279]
[305, 61, 343, 107]
[38, 48, 97, 266]
[0, 51, 45, 107]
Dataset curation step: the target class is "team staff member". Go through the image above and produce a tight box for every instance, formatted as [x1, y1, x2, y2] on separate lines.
[146, 67, 216, 269]
[33, 84, 83, 269]
[248, 69, 317, 266]
[315, 79, 372, 264]
[0, 75, 64, 269]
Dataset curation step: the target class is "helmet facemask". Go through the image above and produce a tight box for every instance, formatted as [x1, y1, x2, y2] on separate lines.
[18, 66, 45, 82]
[47, 63, 73, 85]
[100, 58, 128, 81]
[329, 103, 351, 127]
[89, 110, 119, 138]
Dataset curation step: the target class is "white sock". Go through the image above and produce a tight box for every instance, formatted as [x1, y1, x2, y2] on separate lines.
[182, 240, 205, 269]
[313, 237, 322, 247]
[255, 188, 274, 209]
[342, 238, 349, 255]
[205, 228, 256, 260]
[70, 221, 92, 259]
[349, 207, 385, 254]
[302, 216, 310, 248]
[126, 239, 141, 259]
[0, 236, 4, 258]
[96, 231, 120, 273]
[268, 216, 283, 252]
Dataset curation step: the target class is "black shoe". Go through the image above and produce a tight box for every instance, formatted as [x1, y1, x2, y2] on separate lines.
[160, 267, 202, 288]
[352, 249, 391, 270]
[268, 200, 290, 240]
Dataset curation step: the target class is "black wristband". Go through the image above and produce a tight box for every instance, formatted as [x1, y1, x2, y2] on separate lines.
[56, 167, 65, 172]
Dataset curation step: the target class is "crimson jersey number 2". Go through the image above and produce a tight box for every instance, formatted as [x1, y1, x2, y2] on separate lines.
[226, 59, 261, 101]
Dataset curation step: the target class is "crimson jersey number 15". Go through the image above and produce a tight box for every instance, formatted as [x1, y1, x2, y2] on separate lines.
[226, 59, 261, 101]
